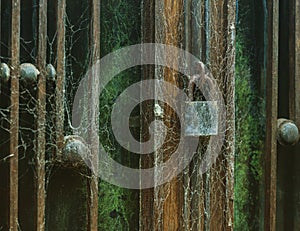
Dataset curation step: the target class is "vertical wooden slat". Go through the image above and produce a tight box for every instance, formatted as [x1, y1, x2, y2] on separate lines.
[36, 0, 47, 230]
[0, 0, 1, 57]
[9, 0, 20, 230]
[189, 1, 207, 230]
[209, 1, 226, 230]
[225, 0, 236, 229]
[56, 0, 66, 158]
[87, 1, 100, 230]
[183, 2, 191, 229]
[295, 0, 300, 127]
[289, 0, 300, 128]
[264, 0, 279, 230]
[156, 1, 184, 230]
[140, 0, 155, 230]
[208, 0, 235, 230]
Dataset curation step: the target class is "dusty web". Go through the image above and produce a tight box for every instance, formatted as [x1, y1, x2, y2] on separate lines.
[0, 0, 235, 230]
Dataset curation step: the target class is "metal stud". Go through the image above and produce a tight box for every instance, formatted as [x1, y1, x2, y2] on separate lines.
[20, 63, 40, 82]
[277, 118, 300, 146]
[46, 64, 56, 81]
[0, 63, 10, 82]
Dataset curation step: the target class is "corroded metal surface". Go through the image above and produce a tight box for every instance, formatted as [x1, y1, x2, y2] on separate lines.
[0, 63, 10, 82]
[277, 119, 300, 146]
[20, 63, 40, 81]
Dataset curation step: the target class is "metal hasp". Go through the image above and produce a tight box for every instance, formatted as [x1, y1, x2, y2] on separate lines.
[277, 118, 300, 146]
[184, 101, 218, 136]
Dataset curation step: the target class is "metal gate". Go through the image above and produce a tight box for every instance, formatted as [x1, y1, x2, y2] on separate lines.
[0, 0, 236, 230]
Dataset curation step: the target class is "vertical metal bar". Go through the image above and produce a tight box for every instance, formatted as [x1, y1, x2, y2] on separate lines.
[265, 0, 279, 230]
[9, 0, 20, 230]
[87, 1, 100, 230]
[289, 0, 300, 128]
[36, 0, 47, 230]
[56, 0, 66, 158]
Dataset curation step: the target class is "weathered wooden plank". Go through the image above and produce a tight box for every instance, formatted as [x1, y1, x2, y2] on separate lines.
[208, 0, 236, 230]
[183, 1, 192, 229]
[87, 1, 100, 230]
[264, 0, 279, 230]
[0, 0, 1, 57]
[140, 0, 155, 230]
[185, 1, 207, 230]
[191, 2, 208, 230]
[295, 0, 300, 128]
[157, 1, 184, 231]
[56, 0, 66, 158]
[225, 0, 236, 229]
[153, 2, 166, 230]
[208, 0, 226, 230]
[35, 0, 47, 230]
[9, 0, 20, 230]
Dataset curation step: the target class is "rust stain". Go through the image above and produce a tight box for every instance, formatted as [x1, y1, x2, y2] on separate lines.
[9, 0, 20, 230]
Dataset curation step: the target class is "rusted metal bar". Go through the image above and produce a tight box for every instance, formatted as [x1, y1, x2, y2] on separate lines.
[35, 0, 47, 230]
[264, 0, 279, 230]
[87, 1, 100, 230]
[9, 0, 20, 230]
[56, 0, 66, 158]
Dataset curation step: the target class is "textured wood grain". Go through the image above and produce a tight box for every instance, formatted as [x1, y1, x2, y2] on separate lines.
[289, 0, 300, 129]
[35, 0, 47, 230]
[9, 0, 20, 230]
[140, 0, 155, 230]
[264, 0, 279, 230]
[56, 0, 66, 158]
[87, 0, 100, 230]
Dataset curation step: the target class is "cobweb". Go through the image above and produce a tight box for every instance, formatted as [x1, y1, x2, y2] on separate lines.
[0, 0, 236, 230]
